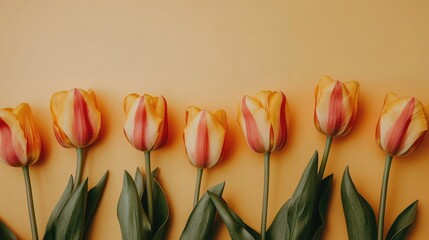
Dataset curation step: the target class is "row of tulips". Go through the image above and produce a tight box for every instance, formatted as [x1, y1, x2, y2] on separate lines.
[0, 76, 427, 240]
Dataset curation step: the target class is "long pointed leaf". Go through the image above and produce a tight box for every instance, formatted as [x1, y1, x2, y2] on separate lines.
[180, 182, 225, 240]
[117, 171, 150, 240]
[43, 176, 74, 240]
[55, 179, 88, 240]
[386, 200, 418, 240]
[312, 174, 334, 239]
[0, 219, 16, 240]
[84, 171, 109, 232]
[267, 151, 319, 240]
[152, 176, 169, 240]
[341, 167, 377, 240]
[208, 191, 260, 240]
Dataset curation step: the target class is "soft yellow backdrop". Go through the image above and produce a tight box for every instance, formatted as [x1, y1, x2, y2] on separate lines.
[1, 1, 429, 239]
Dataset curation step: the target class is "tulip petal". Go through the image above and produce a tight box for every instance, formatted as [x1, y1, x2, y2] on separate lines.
[72, 89, 96, 147]
[0, 110, 26, 167]
[239, 96, 270, 153]
[268, 91, 288, 152]
[12, 103, 41, 165]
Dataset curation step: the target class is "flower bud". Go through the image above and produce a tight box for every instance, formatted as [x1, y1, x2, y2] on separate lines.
[237, 90, 288, 153]
[314, 76, 359, 137]
[50, 88, 101, 148]
[376, 93, 427, 156]
[184, 107, 227, 169]
[123, 94, 168, 152]
[0, 103, 41, 167]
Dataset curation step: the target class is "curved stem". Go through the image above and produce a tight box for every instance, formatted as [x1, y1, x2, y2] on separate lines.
[22, 166, 39, 240]
[144, 151, 154, 227]
[193, 168, 204, 207]
[317, 136, 333, 180]
[261, 152, 271, 240]
[74, 147, 85, 189]
[377, 155, 394, 240]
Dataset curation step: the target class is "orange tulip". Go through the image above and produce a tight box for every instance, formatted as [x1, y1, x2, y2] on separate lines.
[184, 106, 227, 169]
[50, 88, 101, 148]
[123, 94, 168, 152]
[314, 76, 359, 137]
[376, 93, 427, 156]
[0, 103, 41, 167]
[237, 90, 288, 153]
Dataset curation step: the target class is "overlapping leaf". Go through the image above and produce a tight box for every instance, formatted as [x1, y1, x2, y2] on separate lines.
[180, 182, 225, 240]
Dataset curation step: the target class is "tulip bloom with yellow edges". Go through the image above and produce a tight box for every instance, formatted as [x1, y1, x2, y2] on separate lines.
[237, 90, 288, 154]
[0, 103, 40, 239]
[314, 76, 359, 137]
[50, 88, 101, 148]
[123, 94, 168, 152]
[376, 93, 427, 156]
[0, 103, 41, 167]
[184, 106, 227, 169]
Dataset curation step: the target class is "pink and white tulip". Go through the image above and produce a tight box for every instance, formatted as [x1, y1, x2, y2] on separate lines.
[237, 90, 288, 153]
[123, 93, 168, 152]
[184, 107, 227, 169]
[0, 103, 41, 167]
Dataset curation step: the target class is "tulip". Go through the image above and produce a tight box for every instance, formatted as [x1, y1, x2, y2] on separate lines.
[375, 93, 427, 240]
[314, 76, 360, 180]
[183, 106, 227, 206]
[0, 103, 41, 167]
[123, 93, 168, 227]
[237, 90, 288, 153]
[376, 93, 427, 156]
[50, 88, 101, 149]
[50, 88, 101, 188]
[123, 93, 168, 152]
[314, 76, 359, 137]
[237, 90, 288, 240]
[0, 103, 40, 240]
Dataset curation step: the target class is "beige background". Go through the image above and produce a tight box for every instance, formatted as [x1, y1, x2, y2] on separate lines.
[1, 0, 429, 239]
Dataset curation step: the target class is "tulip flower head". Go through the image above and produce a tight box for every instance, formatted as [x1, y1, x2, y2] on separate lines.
[0, 103, 41, 167]
[237, 90, 288, 153]
[314, 76, 359, 137]
[123, 93, 168, 152]
[184, 107, 227, 169]
[50, 88, 101, 148]
[376, 93, 427, 156]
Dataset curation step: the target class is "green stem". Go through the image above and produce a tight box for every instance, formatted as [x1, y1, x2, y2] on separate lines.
[145, 151, 154, 227]
[74, 148, 85, 190]
[261, 152, 271, 240]
[22, 166, 39, 240]
[317, 136, 333, 180]
[193, 168, 204, 207]
[377, 155, 394, 240]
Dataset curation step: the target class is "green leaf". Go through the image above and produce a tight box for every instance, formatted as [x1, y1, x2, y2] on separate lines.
[0, 218, 16, 240]
[312, 174, 334, 240]
[152, 176, 169, 240]
[386, 200, 418, 240]
[117, 171, 151, 240]
[208, 191, 260, 240]
[43, 175, 74, 240]
[134, 167, 144, 200]
[341, 167, 377, 240]
[141, 168, 169, 240]
[267, 151, 319, 240]
[84, 171, 109, 232]
[180, 182, 225, 240]
[55, 179, 88, 240]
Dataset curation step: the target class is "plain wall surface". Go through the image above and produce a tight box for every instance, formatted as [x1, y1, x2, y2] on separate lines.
[1, 1, 429, 239]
